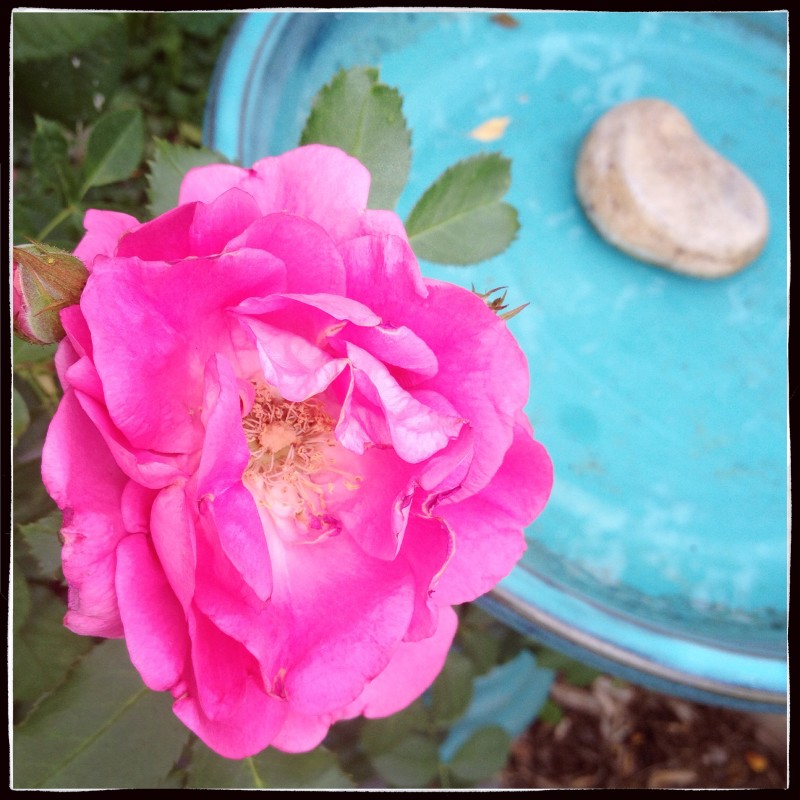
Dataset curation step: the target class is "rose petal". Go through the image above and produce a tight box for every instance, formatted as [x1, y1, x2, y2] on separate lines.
[270, 709, 333, 754]
[342, 233, 428, 316]
[244, 317, 347, 402]
[116, 533, 189, 691]
[151, 485, 197, 610]
[82, 250, 284, 452]
[197, 355, 249, 498]
[173, 609, 288, 758]
[258, 529, 415, 716]
[435, 415, 553, 605]
[41, 389, 128, 637]
[347, 342, 464, 463]
[228, 212, 347, 294]
[339, 606, 458, 719]
[190, 188, 262, 256]
[396, 281, 530, 500]
[397, 511, 455, 641]
[74, 208, 140, 268]
[181, 145, 371, 244]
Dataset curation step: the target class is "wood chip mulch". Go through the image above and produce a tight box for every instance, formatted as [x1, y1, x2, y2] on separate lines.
[500, 675, 787, 789]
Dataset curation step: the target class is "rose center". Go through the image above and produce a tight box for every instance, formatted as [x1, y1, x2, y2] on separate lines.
[243, 384, 335, 483]
[241, 384, 359, 540]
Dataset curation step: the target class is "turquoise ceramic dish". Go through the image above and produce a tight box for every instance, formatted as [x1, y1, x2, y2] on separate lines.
[205, 10, 788, 711]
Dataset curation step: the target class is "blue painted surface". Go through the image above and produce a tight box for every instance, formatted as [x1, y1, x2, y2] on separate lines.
[204, 11, 788, 708]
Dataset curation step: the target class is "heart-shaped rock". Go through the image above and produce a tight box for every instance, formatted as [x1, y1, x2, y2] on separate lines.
[575, 98, 769, 279]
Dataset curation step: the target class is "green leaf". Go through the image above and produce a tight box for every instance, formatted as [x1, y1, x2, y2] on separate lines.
[14, 14, 127, 124]
[13, 11, 121, 63]
[13, 459, 60, 528]
[18, 511, 63, 579]
[430, 649, 475, 724]
[537, 698, 565, 725]
[368, 732, 440, 788]
[146, 138, 228, 218]
[168, 12, 235, 38]
[13, 387, 31, 444]
[360, 698, 429, 755]
[445, 725, 511, 784]
[12, 565, 32, 636]
[406, 153, 519, 265]
[81, 108, 145, 194]
[458, 624, 502, 675]
[13, 338, 58, 365]
[31, 116, 75, 201]
[13, 585, 94, 706]
[14, 640, 190, 788]
[188, 742, 354, 789]
[300, 66, 412, 210]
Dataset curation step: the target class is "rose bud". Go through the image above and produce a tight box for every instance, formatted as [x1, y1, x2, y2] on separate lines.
[13, 242, 89, 345]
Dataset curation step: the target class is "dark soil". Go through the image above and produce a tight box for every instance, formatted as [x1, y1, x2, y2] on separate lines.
[500, 675, 787, 789]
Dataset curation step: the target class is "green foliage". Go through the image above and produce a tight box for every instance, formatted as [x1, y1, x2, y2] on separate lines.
[300, 66, 412, 211]
[81, 109, 146, 193]
[14, 641, 191, 789]
[18, 511, 64, 580]
[13, 338, 59, 366]
[188, 742, 354, 789]
[446, 726, 512, 784]
[430, 649, 475, 723]
[534, 646, 604, 687]
[13, 11, 237, 247]
[13, 12, 127, 125]
[13, 11, 124, 63]
[146, 138, 229, 217]
[537, 698, 565, 724]
[368, 732, 441, 788]
[13, 388, 30, 444]
[31, 116, 74, 199]
[406, 153, 519, 265]
[12, 565, 32, 637]
[14, 585, 95, 708]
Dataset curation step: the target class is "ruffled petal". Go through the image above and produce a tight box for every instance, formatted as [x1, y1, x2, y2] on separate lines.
[341, 233, 428, 317]
[334, 446, 416, 561]
[207, 484, 273, 604]
[397, 512, 455, 641]
[346, 342, 464, 463]
[340, 606, 458, 720]
[197, 355, 249, 498]
[250, 145, 371, 242]
[434, 415, 553, 605]
[270, 709, 332, 754]
[73, 208, 140, 268]
[41, 389, 128, 637]
[82, 250, 284, 452]
[228, 212, 347, 294]
[179, 162, 267, 206]
[181, 145, 371, 245]
[397, 281, 531, 500]
[173, 609, 288, 759]
[190, 188, 262, 256]
[257, 528, 415, 716]
[149, 485, 197, 610]
[244, 317, 347, 403]
[116, 533, 189, 691]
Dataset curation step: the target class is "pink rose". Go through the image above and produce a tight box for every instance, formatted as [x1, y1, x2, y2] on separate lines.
[41, 145, 553, 759]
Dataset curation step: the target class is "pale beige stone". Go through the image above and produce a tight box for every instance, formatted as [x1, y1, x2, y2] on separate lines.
[575, 98, 769, 278]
